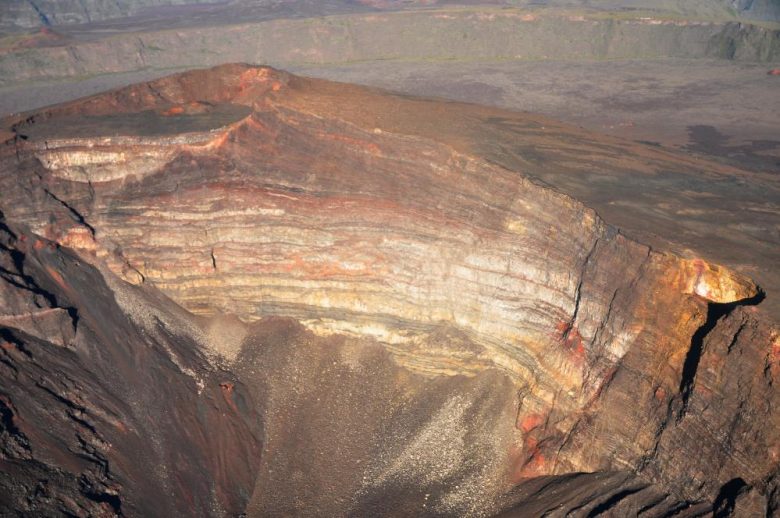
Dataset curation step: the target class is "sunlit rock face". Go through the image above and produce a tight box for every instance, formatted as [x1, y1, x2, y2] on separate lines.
[0, 65, 777, 516]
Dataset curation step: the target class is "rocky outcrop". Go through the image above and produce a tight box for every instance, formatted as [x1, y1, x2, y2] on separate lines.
[0, 64, 777, 515]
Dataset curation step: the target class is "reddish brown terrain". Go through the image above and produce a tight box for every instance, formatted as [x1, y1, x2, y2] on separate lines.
[0, 64, 778, 516]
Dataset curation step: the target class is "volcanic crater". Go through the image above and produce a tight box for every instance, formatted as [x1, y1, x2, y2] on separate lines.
[0, 64, 778, 517]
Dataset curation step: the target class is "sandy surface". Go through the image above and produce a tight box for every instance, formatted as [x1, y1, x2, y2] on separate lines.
[291, 59, 780, 171]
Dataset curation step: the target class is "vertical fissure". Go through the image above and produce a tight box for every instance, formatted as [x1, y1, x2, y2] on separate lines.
[677, 290, 764, 420]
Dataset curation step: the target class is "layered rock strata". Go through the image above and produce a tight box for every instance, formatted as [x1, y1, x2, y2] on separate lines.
[0, 64, 777, 515]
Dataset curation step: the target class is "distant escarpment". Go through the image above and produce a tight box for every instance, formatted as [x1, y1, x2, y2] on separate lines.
[2, 0, 778, 32]
[0, 8, 779, 90]
[0, 65, 778, 516]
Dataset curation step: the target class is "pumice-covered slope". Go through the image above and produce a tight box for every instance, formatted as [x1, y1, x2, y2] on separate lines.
[0, 64, 778, 516]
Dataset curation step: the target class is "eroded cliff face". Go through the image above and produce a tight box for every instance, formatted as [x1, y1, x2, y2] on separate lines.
[2, 0, 777, 33]
[0, 64, 777, 516]
[1, 7, 779, 91]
